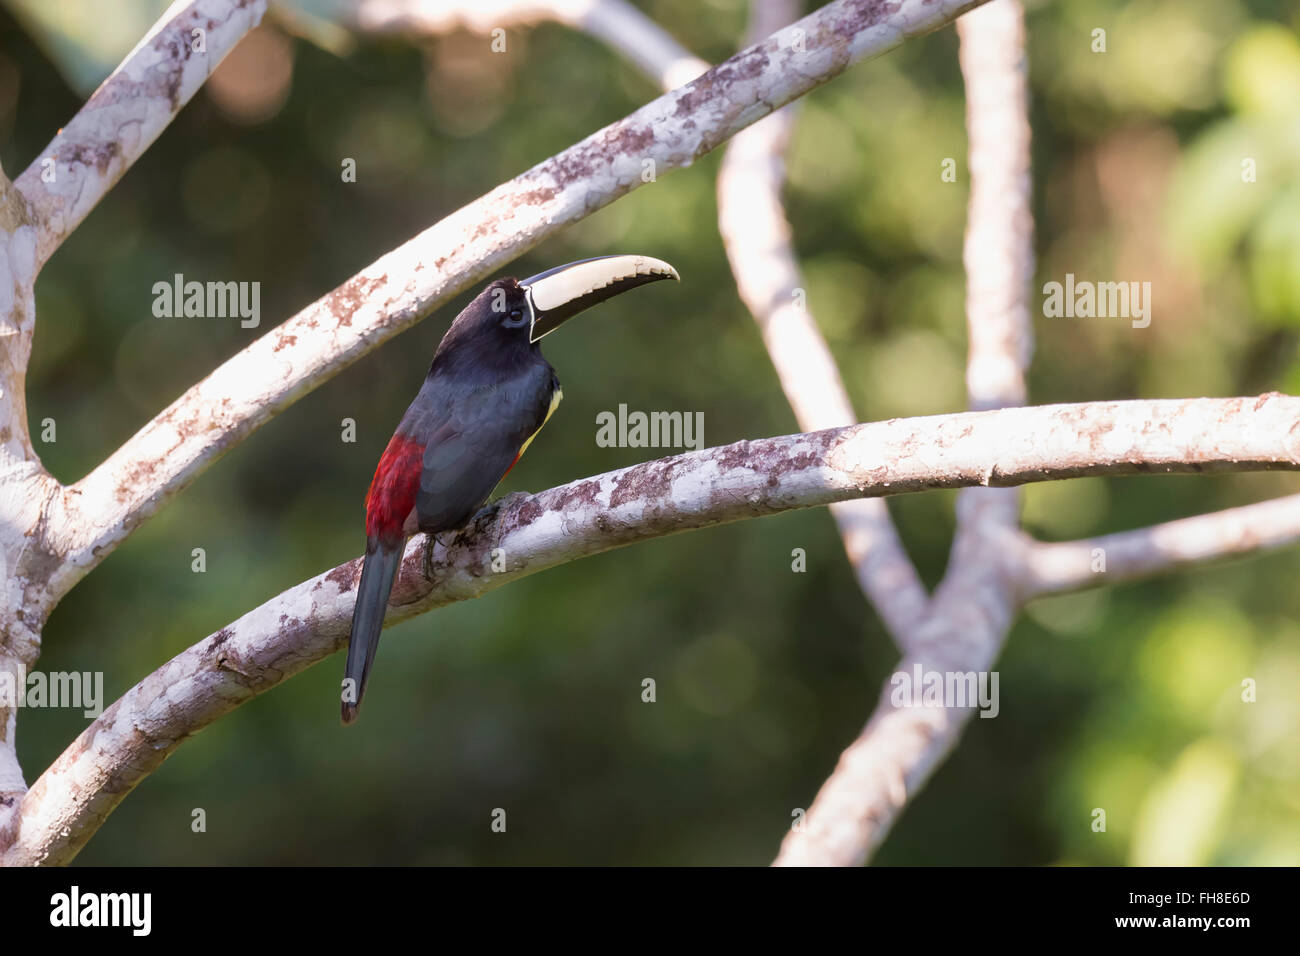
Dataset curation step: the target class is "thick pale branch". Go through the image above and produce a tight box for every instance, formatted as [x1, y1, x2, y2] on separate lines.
[7, 394, 1300, 863]
[1, 162, 52, 824]
[958, 5, 1034, 412]
[3, 5, 267, 824]
[776, 509, 1021, 865]
[43, 0, 992, 607]
[13, 0, 269, 270]
[775, 0, 1036, 866]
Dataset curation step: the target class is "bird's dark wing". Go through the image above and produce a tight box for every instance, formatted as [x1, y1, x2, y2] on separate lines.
[414, 367, 555, 532]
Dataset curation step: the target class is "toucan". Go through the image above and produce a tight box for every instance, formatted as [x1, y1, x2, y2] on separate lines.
[341, 254, 680, 724]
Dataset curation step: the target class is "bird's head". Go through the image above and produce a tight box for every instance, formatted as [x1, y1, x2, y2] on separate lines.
[441, 255, 679, 364]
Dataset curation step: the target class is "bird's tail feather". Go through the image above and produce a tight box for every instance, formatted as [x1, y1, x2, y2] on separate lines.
[341, 541, 402, 725]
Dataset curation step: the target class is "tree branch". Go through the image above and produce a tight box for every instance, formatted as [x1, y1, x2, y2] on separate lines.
[12, 0, 269, 271]
[355, 0, 711, 90]
[11, 0, 1289, 868]
[1018, 493, 1300, 599]
[42, 0, 995, 608]
[1, 160, 54, 828]
[718, 0, 929, 645]
[7, 393, 1300, 863]
[0, 0, 268, 841]
[775, 0, 1036, 866]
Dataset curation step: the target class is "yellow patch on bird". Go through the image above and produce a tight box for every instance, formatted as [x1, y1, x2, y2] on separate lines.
[516, 386, 562, 460]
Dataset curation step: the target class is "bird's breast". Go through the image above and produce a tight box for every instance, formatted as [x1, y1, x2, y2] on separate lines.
[518, 385, 563, 459]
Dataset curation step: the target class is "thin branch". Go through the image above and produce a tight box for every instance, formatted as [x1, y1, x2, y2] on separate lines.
[356, 0, 711, 90]
[718, 0, 929, 645]
[1018, 493, 1300, 599]
[8, 393, 1300, 863]
[12, 0, 269, 271]
[775, 0, 1036, 866]
[42, 0, 996, 608]
[568, 0, 711, 90]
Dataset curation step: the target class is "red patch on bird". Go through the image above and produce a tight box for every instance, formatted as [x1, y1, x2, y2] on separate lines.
[365, 434, 424, 547]
[500, 450, 524, 482]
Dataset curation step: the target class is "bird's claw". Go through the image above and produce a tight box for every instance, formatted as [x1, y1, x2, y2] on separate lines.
[493, 491, 531, 515]
[422, 533, 438, 582]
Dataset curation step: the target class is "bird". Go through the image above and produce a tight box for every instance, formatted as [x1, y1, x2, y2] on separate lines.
[341, 254, 679, 724]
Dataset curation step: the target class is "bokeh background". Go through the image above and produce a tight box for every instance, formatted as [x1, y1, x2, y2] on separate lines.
[2, 0, 1299, 865]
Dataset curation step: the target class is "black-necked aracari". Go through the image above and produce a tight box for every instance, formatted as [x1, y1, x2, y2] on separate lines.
[341, 254, 679, 724]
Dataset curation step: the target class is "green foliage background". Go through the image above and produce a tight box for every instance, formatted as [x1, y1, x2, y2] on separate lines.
[2, 0, 1299, 865]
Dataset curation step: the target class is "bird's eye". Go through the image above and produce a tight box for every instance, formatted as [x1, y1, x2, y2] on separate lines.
[504, 307, 526, 328]
[509, 309, 522, 321]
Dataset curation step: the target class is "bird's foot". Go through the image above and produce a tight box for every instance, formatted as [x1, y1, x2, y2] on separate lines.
[469, 492, 527, 531]
[422, 532, 442, 582]
[490, 491, 531, 517]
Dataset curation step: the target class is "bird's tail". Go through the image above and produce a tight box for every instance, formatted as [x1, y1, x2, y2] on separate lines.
[341, 540, 402, 725]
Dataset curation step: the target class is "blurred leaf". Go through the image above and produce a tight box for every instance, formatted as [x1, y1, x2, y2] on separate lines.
[2, 0, 170, 94]
[1130, 738, 1239, 865]
[1223, 23, 1300, 117]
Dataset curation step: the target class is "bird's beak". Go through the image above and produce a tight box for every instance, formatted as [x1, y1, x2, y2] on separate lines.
[520, 254, 679, 343]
